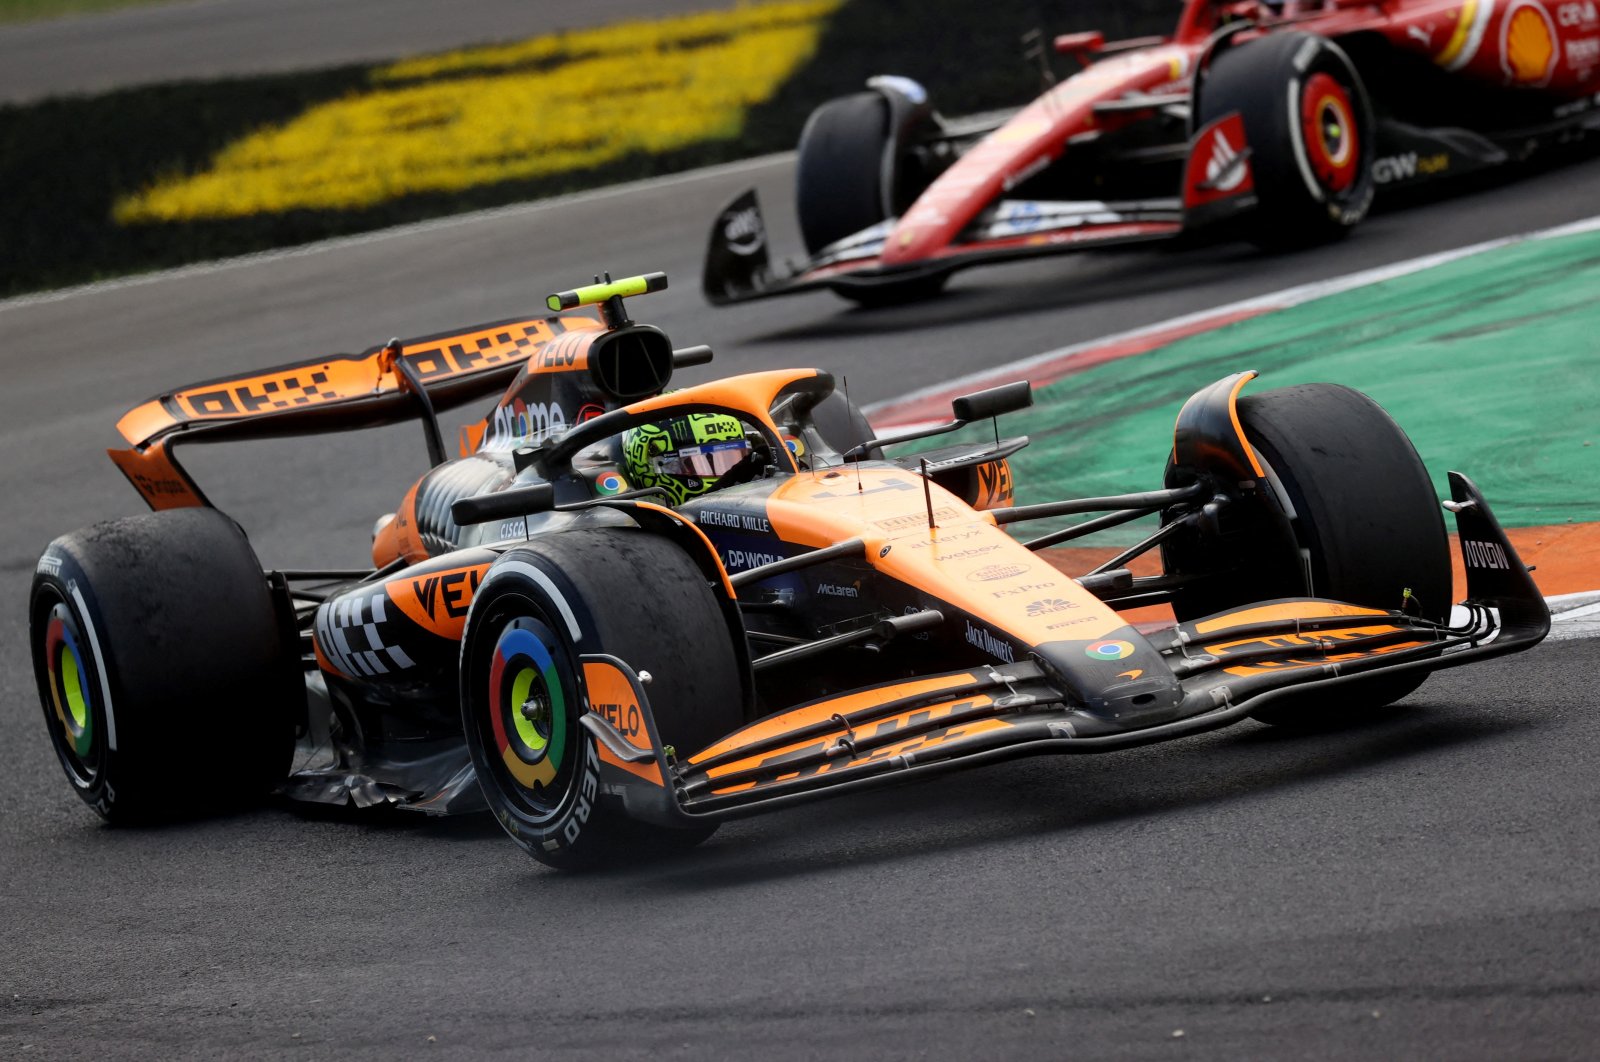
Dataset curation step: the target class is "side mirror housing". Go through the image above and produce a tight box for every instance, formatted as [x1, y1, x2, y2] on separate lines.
[952, 380, 1033, 423]
[1053, 31, 1105, 56]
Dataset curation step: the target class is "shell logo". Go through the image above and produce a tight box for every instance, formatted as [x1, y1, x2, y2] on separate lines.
[1503, 1, 1558, 85]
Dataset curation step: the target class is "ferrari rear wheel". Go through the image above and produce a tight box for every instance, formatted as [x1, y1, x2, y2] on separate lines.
[1163, 384, 1451, 726]
[28, 508, 302, 821]
[461, 529, 745, 869]
[1198, 31, 1376, 248]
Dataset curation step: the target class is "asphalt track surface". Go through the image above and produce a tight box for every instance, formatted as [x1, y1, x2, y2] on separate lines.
[0, 0, 718, 104]
[4, 151, 1600, 1056]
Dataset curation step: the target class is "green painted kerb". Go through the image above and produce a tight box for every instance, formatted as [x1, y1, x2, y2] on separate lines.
[988, 228, 1600, 541]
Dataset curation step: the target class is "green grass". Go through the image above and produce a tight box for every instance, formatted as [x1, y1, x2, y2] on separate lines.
[0, 0, 183, 25]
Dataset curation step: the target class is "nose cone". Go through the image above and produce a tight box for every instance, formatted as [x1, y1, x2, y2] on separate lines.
[879, 45, 1195, 269]
[879, 212, 959, 266]
[878, 111, 1062, 267]
[1035, 628, 1184, 728]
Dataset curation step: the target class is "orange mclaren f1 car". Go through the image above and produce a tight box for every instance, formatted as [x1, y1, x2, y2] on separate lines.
[30, 274, 1548, 868]
[704, 0, 1600, 305]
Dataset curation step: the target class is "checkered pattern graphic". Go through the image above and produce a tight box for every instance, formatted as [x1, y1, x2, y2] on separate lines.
[402, 323, 546, 379]
[315, 591, 416, 677]
[257, 371, 331, 410]
[182, 370, 335, 417]
[174, 320, 560, 422]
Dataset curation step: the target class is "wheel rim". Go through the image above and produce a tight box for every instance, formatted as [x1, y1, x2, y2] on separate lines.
[1300, 72, 1360, 195]
[480, 609, 577, 820]
[40, 598, 100, 785]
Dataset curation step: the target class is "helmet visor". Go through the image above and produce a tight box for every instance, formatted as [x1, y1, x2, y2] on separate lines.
[651, 439, 749, 478]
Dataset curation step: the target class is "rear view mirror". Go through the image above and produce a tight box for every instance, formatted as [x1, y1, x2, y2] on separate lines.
[952, 380, 1032, 423]
[1053, 31, 1104, 56]
[845, 379, 1034, 459]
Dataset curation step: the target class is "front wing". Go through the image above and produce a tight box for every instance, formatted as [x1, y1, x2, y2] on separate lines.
[586, 472, 1549, 826]
[703, 188, 1184, 306]
[700, 112, 1266, 306]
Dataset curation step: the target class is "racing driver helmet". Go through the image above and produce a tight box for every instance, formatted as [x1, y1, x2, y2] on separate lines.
[622, 411, 752, 505]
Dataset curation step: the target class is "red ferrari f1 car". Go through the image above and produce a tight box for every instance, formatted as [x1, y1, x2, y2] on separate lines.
[704, 0, 1600, 305]
[30, 274, 1548, 868]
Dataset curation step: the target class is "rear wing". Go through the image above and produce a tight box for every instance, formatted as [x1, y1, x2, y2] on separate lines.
[109, 314, 603, 509]
[117, 315, 602, 449]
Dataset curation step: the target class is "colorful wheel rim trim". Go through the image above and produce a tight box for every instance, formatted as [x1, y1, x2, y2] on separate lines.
[1301, 72, 1359, 194]
[44, 604, 95, 761]
[487, 619, 567, 791]
[1085, 640, 1136, 662]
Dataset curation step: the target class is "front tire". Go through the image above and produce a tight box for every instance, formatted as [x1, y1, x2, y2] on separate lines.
[795, 90, 946, 307]
[461, 529, 745, 869]
[1197, 32, 1376, 247]
[28, 508, 302, 821]
[796, 91, 895, 256]
[1163, 384, 1450, 726]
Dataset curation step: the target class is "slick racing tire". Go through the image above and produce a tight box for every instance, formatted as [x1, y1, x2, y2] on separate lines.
[28, 508, 302, 821]
[796, 91, 897, 256]
[461, 529, 744, 870]
[1163, 384, 1451, 726]
[1197, 31, 1376, 247]
[795, 91, 945, 306]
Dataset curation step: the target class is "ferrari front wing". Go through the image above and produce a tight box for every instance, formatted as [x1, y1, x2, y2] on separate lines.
[702, 188, 1185, 305]
[700, 111, 1261, 306]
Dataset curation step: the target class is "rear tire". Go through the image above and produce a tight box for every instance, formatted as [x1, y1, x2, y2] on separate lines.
[28, 509, 302, 821]
[1163, 384, 1450, 726]
[1197, 32, 1376, 248]
[461, 529, 745, 869]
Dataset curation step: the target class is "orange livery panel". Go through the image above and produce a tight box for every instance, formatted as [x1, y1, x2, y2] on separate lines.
[117, 315, 603, 448]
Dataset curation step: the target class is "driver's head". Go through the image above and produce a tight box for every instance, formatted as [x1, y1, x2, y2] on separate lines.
[622, 411, 750, 504]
